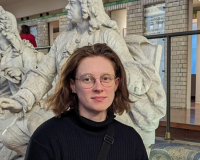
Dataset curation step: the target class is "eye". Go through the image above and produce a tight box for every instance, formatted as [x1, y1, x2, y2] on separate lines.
[70, 0, 76, 4]
[103, 77, 109, 81]
[101, 74, 113, 82]
[83, 77, 91, 82]
[81, 75, 94, 83]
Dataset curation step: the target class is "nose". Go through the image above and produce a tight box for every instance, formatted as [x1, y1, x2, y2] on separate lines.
[93, 79, 103, 92]
[65, 4, 70, 10]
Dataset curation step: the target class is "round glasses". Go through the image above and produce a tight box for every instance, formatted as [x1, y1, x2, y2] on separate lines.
[75, 73, 116, 89]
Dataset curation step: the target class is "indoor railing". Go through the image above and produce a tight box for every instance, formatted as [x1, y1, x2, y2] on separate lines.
[146, 30, 200, 140]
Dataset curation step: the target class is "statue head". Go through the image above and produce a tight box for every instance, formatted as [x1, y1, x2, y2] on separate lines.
[0, 6, 22, 50]
[65, 0, 119, 34]
[0, 6, 25, 55]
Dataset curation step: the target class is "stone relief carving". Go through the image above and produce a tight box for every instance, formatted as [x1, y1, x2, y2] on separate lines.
[0, 0, 166, 159]
[0, 6, 43, 160]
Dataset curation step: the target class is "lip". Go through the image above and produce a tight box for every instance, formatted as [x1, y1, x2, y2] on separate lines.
[91, 96, 106, 102]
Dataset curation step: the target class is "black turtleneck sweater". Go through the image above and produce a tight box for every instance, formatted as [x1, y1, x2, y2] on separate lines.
[25, 110, 148, 160]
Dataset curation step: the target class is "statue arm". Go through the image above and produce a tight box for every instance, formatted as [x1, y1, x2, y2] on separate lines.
[20, 47, 38, 73]
[14, 47, 39, 85]
[127, 44, 166, 131]
[11, 41, 58, 115]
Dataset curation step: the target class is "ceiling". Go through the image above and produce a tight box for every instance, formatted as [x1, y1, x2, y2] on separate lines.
[0, 0, 200, 5]
[1, 0, 200, 15]
[193, 0, 200, 8]
[1, 0, 200, 7]
[0, 0, 26, 7]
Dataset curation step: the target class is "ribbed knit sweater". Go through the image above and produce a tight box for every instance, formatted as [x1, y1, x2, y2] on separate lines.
[25, 109, 148, 160]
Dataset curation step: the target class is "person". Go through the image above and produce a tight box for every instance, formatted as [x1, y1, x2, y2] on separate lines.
[0, 0, 166, 157]
[0, 6, 43, 159]
[25, 43, 148, 160]
[20, 25, 37, 47]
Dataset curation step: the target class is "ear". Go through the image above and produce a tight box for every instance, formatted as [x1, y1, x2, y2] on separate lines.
[70, 79, 76, 93]
[114, 77, 120, 91]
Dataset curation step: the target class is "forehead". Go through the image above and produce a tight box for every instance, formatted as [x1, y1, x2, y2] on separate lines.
[76, 56, 115, 76]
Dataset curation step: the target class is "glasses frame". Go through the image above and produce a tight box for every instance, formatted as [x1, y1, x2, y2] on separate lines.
[75, 73, 117, 89]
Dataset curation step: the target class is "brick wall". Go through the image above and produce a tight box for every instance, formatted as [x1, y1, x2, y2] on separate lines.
[104, 2, 129, 12]
[58, 14, 68, 32]
[37, 20, 49, 47]
[166, 0, 188, 108]
[126, 0, 188, 108]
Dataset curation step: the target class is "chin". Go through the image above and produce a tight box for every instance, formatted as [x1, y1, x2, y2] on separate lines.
[91, 107, 108, 113]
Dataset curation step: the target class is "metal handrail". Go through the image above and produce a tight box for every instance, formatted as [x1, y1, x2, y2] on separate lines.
[146, 30, 200, 140]
[35, 46, 51, 50]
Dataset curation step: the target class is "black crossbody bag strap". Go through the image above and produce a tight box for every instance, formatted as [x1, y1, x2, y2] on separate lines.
[97, 122, 115, 160]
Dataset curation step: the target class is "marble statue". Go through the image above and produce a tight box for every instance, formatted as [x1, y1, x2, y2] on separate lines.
[0, 0, 166, 158]
[0, 6, 43, 160]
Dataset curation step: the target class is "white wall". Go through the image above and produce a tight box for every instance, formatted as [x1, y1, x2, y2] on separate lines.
[3, 0, 68, 18]
[53, 32, 59, 41]
[30, 26, 38, 44]
[49, 21, 59, 45]
[196, 11, 200, 103]
[111, 9, 127, 37]
[186, 0, 193, 108]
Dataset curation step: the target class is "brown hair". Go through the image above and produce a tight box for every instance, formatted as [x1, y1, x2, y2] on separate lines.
[20, 25, 30, 34]
[46, 43, 133, 116]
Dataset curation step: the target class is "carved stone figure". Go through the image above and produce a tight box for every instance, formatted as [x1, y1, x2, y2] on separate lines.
[0, 0, 166, 158]
[0, 6, 43, 160]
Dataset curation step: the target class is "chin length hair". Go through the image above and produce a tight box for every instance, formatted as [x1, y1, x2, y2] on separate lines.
[46, 43, 133, 117]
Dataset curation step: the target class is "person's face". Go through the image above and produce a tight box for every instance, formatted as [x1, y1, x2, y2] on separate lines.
[70, 56, 119, 118]
[65, 0, 83, 23]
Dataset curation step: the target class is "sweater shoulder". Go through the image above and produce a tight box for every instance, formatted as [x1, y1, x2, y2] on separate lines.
[31, 116, 67, 141]
[113, 120, 147, 153]
[113, 120, 141, 138]
[37, 116, 66, 129]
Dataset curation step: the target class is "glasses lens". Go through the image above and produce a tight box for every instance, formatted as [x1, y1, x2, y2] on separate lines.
[100, 74, 115, 87]
[80, 74, 95, 88]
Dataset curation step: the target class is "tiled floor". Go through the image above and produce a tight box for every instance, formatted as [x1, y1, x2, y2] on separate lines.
[160, 100, 200, 125]
[150, 137, 200, 160]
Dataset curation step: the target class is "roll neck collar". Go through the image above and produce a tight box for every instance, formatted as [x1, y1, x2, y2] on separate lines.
[63, 109, 115, 131]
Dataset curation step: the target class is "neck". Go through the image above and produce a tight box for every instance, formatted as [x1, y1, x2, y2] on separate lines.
[79, 108, 107, 122]
[76, 19, 89, 35]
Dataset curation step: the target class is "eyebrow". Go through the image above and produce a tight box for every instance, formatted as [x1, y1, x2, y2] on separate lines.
[80, 73, 115, 76]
